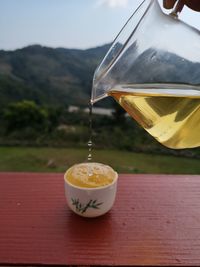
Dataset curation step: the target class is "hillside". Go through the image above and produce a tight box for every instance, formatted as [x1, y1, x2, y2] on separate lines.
[0, 43, 200, 109]
[0, 44, 110, 107]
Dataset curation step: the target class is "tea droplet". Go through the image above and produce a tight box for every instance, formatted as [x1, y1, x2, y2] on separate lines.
[88, 140, 92, 148]
[88, 153, 92, 161]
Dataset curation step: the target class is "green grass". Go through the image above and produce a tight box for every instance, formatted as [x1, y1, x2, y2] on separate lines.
[0, 146, 199, 174]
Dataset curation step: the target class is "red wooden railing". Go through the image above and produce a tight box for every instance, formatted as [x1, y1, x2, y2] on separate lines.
[0, 172, 200, 266]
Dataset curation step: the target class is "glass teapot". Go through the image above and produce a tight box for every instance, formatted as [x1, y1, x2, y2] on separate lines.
[91, 0, 200, 149]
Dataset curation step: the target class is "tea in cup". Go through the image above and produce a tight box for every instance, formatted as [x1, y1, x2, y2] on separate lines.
[64, 162, 118, 217]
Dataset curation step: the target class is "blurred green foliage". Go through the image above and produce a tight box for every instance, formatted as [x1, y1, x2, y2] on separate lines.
[0, 99, 199, 159]
[3, 100, 48, 133]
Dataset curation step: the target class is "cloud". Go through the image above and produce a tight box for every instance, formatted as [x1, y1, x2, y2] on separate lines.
[97, 0, 129, 8]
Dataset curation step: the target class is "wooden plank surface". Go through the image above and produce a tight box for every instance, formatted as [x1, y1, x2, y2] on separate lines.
[0, 172, 200, 266]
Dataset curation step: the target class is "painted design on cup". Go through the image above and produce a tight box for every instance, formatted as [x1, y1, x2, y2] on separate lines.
[71, 198, 103, 214]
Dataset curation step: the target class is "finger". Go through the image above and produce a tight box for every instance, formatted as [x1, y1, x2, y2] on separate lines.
[163, 0, 177, 9]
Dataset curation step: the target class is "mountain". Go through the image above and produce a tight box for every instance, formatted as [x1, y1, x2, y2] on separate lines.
[0, 44, 110, 107]
[1, 43, 200, 109]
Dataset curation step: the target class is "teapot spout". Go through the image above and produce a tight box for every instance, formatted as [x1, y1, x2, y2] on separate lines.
[91, 76, 113, 104]
[91, 47, 118, 104]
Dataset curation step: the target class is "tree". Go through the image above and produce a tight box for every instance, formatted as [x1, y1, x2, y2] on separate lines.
[3, 100, 48, 133]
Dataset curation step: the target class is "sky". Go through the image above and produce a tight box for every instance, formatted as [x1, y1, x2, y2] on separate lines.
[0, 0, 199, 51]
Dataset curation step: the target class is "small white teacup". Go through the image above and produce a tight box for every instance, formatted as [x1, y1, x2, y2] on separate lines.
[64, 162, 118, 218]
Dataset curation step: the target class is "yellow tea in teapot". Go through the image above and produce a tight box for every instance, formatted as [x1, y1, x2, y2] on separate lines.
[109, 83, 200, 149]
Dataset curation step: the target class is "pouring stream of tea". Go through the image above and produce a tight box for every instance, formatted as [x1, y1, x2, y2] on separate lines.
[87, 101, 93, 162]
